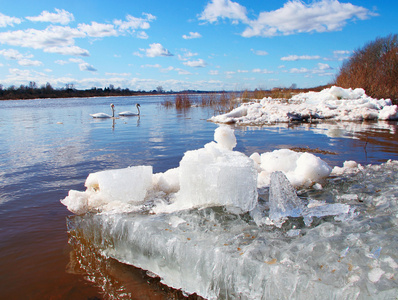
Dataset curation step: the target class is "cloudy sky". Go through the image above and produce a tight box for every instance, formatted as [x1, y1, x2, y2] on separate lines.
[0, 0, 394, 91]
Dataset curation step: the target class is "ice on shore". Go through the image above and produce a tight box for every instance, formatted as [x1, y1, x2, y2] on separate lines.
[66, 160, 398, 299]
[210, 86, 398, 125]
[62, 126, 331, 215]
[62, 127, 398, 298]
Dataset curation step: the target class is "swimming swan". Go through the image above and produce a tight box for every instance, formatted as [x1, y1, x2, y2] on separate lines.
[119, 103, 140, 116]
[90, 103, 115, 118]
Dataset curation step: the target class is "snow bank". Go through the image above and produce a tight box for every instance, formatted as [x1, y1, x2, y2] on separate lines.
[210, 86, 398, 125]
[62, 126, 331, 215]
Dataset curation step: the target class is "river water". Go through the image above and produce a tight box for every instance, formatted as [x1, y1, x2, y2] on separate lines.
[0, 95, 397, 299]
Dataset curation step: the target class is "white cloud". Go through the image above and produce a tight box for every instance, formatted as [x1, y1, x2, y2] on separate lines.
[183, 58, 207, 67]
[114, 13, 156, 34]
[0, 25, 87, 54]
[78, 22, 117, 37]
[199, 0, 248, 24]
[182, 32, 202, 39]
[289, 62, 333, 75]
[317, 62, 332, 71]
[44, 46, 89, 56]
[0, 13, 22, 27]
[136, 31, 149, 39]
[242, 0, 377, 37]
[143, 43, 173, 57]
[281, 55, 321, 61]
[175, 68, 191, 75]
[18, 59, 43, 66]
[251, 49, 268, 56]
[252, 68, 274, 74]
[178, 50, 198, 61]
[331, 50, 351, 61]
[141, 64, 162, 68]
[105, 72, 131, 76]
[79, 62, 97, 72]
[55, 59, 68, 65]
[69, 58, 85, 64]
[0, 49, 43, 67]
[0, 49, 26, 60]
[199, 0, 376, 38]
[209, 70, 219, 75]
[26, 9, 74, 25]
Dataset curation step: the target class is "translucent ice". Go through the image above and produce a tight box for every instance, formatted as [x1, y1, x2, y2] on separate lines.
[268, 171, 305, 226]
[65, 157, 398, 299]
[267, 171, 351, 227]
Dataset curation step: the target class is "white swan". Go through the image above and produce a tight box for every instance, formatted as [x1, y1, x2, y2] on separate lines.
[90, 103, 115, 118]
[119, 103, 140, 116]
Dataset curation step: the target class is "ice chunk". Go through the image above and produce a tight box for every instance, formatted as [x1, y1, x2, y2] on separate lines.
[267, 172, 351, 227]
[257, 149, 331, 188]
[61, 190, 89, 215]
[214, 126, 237, 150]
[152, 167, 180, 194]
[61, 166, 153, 214]
[153, 140, 258, 213]
[85, 166, 153, 203]
[268, 171, 305, 226]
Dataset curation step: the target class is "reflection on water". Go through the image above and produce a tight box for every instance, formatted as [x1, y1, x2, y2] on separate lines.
[0, 95, 398, 299]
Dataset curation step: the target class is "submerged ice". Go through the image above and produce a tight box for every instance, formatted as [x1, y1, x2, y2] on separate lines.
[62, 126, 398, 299]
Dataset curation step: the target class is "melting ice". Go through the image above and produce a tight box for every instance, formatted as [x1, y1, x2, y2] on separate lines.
[62, 126, 398, 299]
[210, 86, 398, 125]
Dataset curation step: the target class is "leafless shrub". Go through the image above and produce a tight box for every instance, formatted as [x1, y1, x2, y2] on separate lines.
[335, 34, 398, 102]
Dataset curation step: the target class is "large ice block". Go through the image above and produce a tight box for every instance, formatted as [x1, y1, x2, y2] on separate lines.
[153, 143, 258, 213]
[61, 166, 153, 214]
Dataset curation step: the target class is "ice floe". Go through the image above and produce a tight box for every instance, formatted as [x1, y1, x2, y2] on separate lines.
[210, 86, 398, 125]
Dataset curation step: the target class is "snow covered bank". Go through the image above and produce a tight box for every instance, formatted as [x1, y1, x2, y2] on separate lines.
[62, 126, 331, 215]
[210, 86, 398, 125]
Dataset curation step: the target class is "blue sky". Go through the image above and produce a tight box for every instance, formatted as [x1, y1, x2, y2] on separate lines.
[0, 0, 395, 91]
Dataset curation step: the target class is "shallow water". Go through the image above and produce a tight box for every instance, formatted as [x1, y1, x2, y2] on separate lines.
[1, 95, 398, 299]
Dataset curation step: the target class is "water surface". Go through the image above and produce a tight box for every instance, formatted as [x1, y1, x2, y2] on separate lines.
[0, 95, 397, 299]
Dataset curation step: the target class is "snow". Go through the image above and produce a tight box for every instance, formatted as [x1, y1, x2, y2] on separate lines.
[252, 149, 332, 188]
[62, 127, 398, 299]
[210, 86, 398, 125]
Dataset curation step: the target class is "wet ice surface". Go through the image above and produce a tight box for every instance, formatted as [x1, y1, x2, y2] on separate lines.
[67, 160, 398, 299]
[64, 127, 398, 299]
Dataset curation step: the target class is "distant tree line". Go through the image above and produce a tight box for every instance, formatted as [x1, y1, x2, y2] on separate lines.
[335, 34, 398, 101]
[0, 83, 233, 100]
